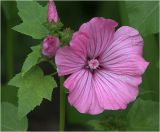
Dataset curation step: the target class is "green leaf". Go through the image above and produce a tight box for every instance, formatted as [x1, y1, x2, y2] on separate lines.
[125, 1, 159, 36]
[13, 22, 48, 39]
[1, 102, 28, 131]
[127, 99, 159, 131]
[140, 35, 159, 101]
[21, 45, 42, 76]
[9, 66, 57, 119]
[13, 1, 48, 39]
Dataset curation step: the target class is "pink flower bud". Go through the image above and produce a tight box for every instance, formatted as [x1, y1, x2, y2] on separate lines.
[48, 0, 59, 23]
[42, 35, 60, 58]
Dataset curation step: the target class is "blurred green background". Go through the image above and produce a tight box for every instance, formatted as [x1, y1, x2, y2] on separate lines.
[1, 1, 159, 131]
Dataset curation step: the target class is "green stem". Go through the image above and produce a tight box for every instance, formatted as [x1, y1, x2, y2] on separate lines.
[50, 71, 57, 76]
[59, 77, 65, 131]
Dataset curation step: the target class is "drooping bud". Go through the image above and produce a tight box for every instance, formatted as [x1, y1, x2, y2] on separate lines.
[42, 35, 60, 58]
[48, 0, 59, 23]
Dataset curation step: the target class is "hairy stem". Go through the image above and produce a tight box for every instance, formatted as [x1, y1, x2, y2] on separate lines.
[59, 77, 65, 131]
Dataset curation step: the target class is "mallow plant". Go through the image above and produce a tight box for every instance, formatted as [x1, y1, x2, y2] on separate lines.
[8, 0, 152, 131]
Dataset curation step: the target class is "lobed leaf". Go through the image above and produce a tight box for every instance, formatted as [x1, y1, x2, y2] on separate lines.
[9, 66, 57, 119]
[13, 1, 49, 39]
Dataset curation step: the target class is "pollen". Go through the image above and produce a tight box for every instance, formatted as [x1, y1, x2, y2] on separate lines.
[88, 59, 100, 70]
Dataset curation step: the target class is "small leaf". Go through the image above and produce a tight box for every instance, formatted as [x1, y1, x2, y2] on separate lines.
[13, 1, 49, 39]
[1, 102, 28, 131]
[48, 20, 64, 34]
[127, 99, 159, 131]
[9, 66, 57, 119]
[21, 45, 41, 76]
[60, 28, 74, 46]
[125, 1, 159, 36]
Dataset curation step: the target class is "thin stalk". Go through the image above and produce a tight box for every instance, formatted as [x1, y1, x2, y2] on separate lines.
[50, 71, 57, 76]
[59, 77, 65, 131]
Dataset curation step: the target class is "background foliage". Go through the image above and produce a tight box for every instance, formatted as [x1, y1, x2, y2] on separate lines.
[1, 1, 159, 131]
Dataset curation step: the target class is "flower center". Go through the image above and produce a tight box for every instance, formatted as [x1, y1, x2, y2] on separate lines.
[88, 59, 99, 70]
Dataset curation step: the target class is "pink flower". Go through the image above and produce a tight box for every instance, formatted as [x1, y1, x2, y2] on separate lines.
[42, 35, 60, 58]
[55, 17, 149, 114]
[48, 0, 59, 23]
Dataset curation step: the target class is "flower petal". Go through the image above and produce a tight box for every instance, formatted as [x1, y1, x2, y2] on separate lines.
[70, 31, 89, 57]
[64, 69, 103, 114]
[70, 17, 118, 59]
[99, 26, 149, 76]
[55, 46, 86, 76]
[94, 70, 139, 110]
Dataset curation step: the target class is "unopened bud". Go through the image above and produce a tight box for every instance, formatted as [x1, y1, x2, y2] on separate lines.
[42, 35, 60, 58]
[48, 0, 59, 23]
